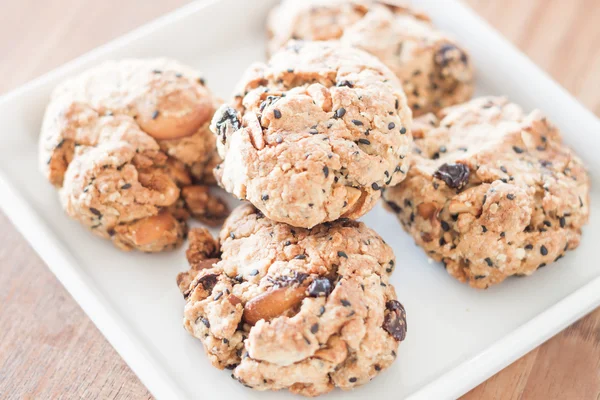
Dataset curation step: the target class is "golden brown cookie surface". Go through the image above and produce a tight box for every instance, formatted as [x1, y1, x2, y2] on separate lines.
[212, 40, 413, 228]
[267, 0, 474, 116]
[40, 59, 229, 252]
[383, 97, 590, 288]
[177, 203, 407, 397]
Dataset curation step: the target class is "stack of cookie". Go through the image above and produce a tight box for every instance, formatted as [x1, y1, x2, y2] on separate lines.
[38, 0, 591, 397]
[178, 40, 411, 396]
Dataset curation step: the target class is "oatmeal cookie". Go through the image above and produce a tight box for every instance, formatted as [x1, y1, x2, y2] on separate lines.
[267, 0, 474, 116]
[177, 203, 407, 396]
[383, 97, 590, 288]
[39, 59, 229, 251]
[211, 40, 412, 228]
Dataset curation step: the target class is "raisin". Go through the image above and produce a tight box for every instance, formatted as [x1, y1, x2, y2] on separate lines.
[383, 300, 407, 341]
[197, 273, 218, 292]
[433, 163, 470, 189]
[307, 278, 332, 297]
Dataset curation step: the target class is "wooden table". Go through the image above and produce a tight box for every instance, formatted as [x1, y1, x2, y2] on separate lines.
[0, 1, 598, 399]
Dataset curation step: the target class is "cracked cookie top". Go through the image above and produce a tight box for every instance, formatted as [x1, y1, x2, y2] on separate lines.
[40, 58, 220, 187]
[383, 97, 590, 288]
[211, 40, 412, 228]
[267, 0, 474, 116]
[40, 59, 229, 252]
[177, 203, 407, 397]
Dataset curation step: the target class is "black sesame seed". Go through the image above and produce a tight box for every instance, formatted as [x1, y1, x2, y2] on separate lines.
[230, 232, 235, 239]
[201, 318, 210, 328]
[386, 201, 402, 213]
[500, 166, 508, 173]
[294, 254, 306, 260]
[525, 244, 533, 250]
[441, 221, 450, 232]
[500, 232, 505, 238]
[484, 257, 493, 267]
[261, 194, 269, 201]
[90, 208, 102, 217]
[249, 269, 259, 276]
[337, 251, 348, 258]
[540, 245, 548, 256]
[560, 216, 566, 228]
[337, 80, 354, 88]
[352, 119, 363, 126]
[151, 110, 159, 119]
[318, 306, 326, 316]
[371, 182, 380, 191]
[388, 122, 396, 130]
[273, 109, 282, 119]
[310, 323, 319, 334]
[214, 292, 223, 301]
[482, 225, 488, 233]
[543, 220, 552, 227]
[400, 127, 407, 134]
[513, 146, 524, 154]
[358, 138, 371, 145]
[323, 166, 329, 178]
[341, 299, 351, 307]
[121, 183, 132, 190]
[374, 365, 381, 371]
[349, 377, 357, 383]
[335, 108, 346, 118]
[507, 193, 515, 200]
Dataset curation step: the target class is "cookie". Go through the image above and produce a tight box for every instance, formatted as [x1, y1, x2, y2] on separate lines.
[211, 40, 413, 228]
[40, 59, 229, 251]
[177, 203, 407, 397]
[383, 97, 590, 288]
[267, 0, 474, 116]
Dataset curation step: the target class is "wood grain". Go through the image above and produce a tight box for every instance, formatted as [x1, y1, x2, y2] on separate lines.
[0, 1, 598, 399]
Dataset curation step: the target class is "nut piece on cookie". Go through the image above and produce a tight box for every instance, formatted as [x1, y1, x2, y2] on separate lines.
[267, 0, 474, 116]
[383, 97, 590, 288]
[177, 203, 407, 397]
[211, 40, 413, 228]
[39, 59, 230, 251]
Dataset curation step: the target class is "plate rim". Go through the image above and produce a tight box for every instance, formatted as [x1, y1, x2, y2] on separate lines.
[0, 0, 598, 399]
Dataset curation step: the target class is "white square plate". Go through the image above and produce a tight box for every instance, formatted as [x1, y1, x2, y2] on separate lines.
[0, 0, 599, 399]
